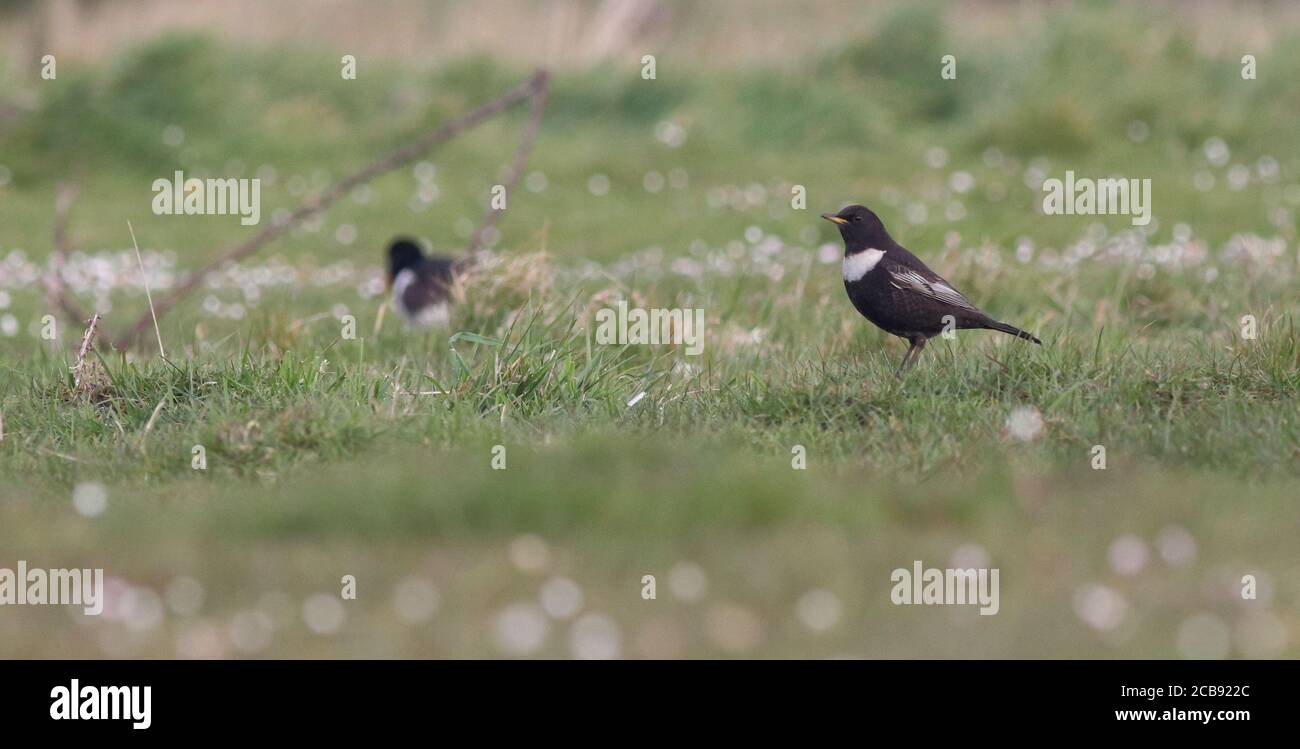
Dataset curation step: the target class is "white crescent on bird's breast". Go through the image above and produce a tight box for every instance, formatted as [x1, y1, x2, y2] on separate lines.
[391, 268, 451, 327]
[842, 249, 885, 282]
[391, 268, 418, 314]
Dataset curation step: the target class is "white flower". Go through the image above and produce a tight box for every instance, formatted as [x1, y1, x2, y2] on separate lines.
[1005, 406, 1044, 442]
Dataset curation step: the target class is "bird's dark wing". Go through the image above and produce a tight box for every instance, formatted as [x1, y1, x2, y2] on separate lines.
[884, 261, 979, 312]
[422, 256, 457, 287]
[399, 256, 457, 310]
[400, 275, 442, 312]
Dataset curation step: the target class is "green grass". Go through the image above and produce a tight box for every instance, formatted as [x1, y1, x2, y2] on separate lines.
[1, 2, 1298, 658]
[3, 305, 1298, 483]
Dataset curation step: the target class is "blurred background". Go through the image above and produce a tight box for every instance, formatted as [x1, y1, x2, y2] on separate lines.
[0, 1, 1297, 659]
[3, 0, 1295, 69]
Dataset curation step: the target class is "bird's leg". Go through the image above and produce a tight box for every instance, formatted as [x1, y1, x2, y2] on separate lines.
[895, 337, 927, 378]
[894, 345, 913, 377]
[908, 337, 929, 371]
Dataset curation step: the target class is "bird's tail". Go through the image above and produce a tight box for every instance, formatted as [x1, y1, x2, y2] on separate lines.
[983, 319, 1041, 345]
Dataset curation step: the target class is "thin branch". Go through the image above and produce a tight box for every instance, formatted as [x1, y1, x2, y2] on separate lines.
[113, 69, 551, 349]
[0, 96, 35, 136]
[44, 182, 93, 325]
[53, 182, 78, 253]
[467, 70, 551, 255]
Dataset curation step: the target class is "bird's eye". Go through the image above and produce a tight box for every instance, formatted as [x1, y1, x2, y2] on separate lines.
[853, 215, 863, 223]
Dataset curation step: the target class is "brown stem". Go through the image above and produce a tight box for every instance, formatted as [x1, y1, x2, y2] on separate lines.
[466, 70, 551, 255]
[44, 182, 93, 325]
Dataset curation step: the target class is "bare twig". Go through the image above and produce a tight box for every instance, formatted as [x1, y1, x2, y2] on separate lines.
[467, 70, 552, 255]
[114, 69, 551, 349]
[44, 183, 93, 326]
[52, 182, 78, 253]
[0, 95, 35, 135]
[72, 313, 102, 393]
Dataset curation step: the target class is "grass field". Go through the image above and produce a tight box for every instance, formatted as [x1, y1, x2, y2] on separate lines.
[1, 2, 1298, 658]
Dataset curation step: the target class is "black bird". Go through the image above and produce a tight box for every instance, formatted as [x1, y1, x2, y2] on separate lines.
[822, 205, 1040, 374]
[385, 237, 460, 326]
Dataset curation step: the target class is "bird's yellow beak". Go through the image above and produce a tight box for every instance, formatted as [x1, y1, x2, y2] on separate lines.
[821, 213, 848, 225]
